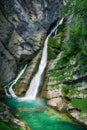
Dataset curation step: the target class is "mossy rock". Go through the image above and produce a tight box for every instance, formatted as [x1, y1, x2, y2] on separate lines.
[48, 33, 64, 60]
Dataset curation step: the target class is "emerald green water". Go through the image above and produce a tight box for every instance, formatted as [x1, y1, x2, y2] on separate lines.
[4, 97, 86, 130]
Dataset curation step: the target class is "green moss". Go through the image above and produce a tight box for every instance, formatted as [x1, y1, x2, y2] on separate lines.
[81, 90, 87, 94]
[62, 85, 74, 95]
[47, 0, 87, 123]
[0, 120, 23, 130]
[71, 98, 87, 113]
[0, 121, 23, 130]
[48, 84, 59, 89]
[50, 65, 74, 80]
[48, 32, 64, 60]
[0, 107, 4, 112]
[54, 53, 76, 70]
[48, 37, 60, 60]
[56, 24, 65, 34]
[0, 122, 12, 130]
[61, 0, 87, 75]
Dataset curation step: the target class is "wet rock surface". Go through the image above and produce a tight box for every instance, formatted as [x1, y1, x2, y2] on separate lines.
[0, 102, 30, 130]
[15, 51, 42, 96]
[0, 0, 62, 85]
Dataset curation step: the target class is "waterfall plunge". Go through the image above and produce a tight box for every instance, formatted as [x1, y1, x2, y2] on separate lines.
[24, 37, 48, 100]
[24, 18, 64, 100]
[7, 18, 64, 101]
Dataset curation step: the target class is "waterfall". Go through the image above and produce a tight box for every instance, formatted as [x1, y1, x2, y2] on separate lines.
[24, 37, 48, 100]
[24, 18, 64, 100]
[5, 18, 64, 101]
[5, 64, 27, 97]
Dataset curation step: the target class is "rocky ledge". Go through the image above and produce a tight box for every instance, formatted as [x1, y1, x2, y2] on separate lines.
[0, 102, 30, 130]
[41, 55, 87, 128]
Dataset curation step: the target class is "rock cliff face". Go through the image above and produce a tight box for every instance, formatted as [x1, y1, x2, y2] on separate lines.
[0, 0, 62, 85]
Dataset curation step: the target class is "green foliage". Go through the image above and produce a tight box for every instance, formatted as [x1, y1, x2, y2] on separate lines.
[71, 98, 87, 112]
[62, 0, 87, 17]
[0, 122, 11, 130]
[48, 37, 60, 60]
[48, 22, 65, 60]
[62, 85, 75, 95]
[61, 0, 87, 74]
[62, 0, 73, 16]
[56, 24, 65, 34]
[0, 107, 4, 112]
[0, 103, 23, 130]
[62, 18, 87, 55]
[48, 0, 87, 118]
[0, 121, 23, 130]
[73, 0, 87, 17]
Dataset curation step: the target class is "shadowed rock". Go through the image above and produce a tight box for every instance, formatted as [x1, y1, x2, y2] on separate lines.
[0, 0, 62, 85]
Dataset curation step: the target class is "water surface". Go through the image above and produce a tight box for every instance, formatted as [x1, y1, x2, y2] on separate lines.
[4, 97, 86, 130]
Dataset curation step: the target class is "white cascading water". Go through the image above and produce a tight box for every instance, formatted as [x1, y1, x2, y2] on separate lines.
[24, 18, 64, 100]
[5, 64, 27, 97]
[24, 37, 48, 100]
[6, 18, 64, 101]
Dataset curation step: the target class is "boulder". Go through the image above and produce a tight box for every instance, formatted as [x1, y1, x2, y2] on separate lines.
[47, 97, 67, 111]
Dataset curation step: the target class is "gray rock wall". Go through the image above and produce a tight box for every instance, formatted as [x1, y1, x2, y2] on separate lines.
[0, 0, 62, 85]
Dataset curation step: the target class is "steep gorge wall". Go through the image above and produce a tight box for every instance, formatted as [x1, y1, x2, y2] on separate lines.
[0, 0, 62, 85]
[41, 0, 87, 126]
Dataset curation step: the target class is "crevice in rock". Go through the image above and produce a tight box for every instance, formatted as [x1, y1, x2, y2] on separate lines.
[62, 75, 87, 85]
[0, 39, 17, 63]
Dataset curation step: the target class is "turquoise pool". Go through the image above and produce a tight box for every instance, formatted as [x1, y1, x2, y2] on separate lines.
[4, 97, 86, 130]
